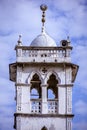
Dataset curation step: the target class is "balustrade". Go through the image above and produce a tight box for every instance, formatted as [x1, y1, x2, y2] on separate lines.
[21, 49, 70, 58]
[31, 99, 41, 113]
[31, 99, 58, 114]
[48, 100, 58, 114]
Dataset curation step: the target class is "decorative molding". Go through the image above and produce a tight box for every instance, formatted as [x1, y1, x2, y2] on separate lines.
[58, 84, 73, 88]
[14, 116, 21, 130]
[17, 71, 22, 83]
[17, 49, 22, 57]
[44, 71, 61, 84]
[15, 46, 73, 50]
[15, 83, 29, 86]
[15, 83, 73, 88]
[14, 113, 74, 118]
[27, 71, 43, 83]
[17, 86, 22, 111]
[67, 118, 72, 130]
[67, 87, 72, 113]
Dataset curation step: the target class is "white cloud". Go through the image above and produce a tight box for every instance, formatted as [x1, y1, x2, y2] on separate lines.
[74, 100, 87, 115]
[0, 0, 86, 42]
[73, 122, 87, 130]
[46, 0, 87, 39]
[72, 44, 87, 91]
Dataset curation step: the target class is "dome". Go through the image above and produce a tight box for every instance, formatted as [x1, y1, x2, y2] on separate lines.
[30, 31, 57, 47]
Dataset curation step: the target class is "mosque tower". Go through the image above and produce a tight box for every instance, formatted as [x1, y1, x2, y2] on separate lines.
[9, 4, 78, 130]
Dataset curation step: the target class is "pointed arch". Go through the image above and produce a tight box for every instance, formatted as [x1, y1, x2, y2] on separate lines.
[30, 73, 42, 99]
[44, 71, 61, 84]
[47, 73, 58, 99]
[26, 71, 43, 84]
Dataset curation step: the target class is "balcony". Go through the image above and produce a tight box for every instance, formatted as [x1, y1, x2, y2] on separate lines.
[16, 47, 71, 63]
[31, 99, 41, 114]
[48, 99, 58, 114]
[31, 99, 58, 114]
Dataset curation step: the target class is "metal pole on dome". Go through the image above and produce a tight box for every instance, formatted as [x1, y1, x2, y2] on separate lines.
[40, 4, 48, 33]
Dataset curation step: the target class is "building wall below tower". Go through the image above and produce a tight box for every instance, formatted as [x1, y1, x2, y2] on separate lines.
[16, 116, 72, 130]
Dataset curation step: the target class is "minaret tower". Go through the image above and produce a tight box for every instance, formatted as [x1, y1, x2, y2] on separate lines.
[9, 4, 78, 130]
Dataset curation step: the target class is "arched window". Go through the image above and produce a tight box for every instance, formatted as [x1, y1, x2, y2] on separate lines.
[30, 73, 41, 99]
[30, 73, 41, 113]
[47, 74, 58, 99]
[47, 74, 58, 114]
[41, 126, 47, 130]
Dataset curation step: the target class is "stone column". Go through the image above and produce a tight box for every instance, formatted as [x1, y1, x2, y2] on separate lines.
[67, 118, 72, 130]
[28, 84, 31, 113]
[58, 85, 66, 114]
[41, 84, 48, 114]
[66, 86, 72, 114]
[16, 116, 21, 130]
[21, 84, 31, 113]
[56, 84, 59, 113]
[16, 86, 22, 112]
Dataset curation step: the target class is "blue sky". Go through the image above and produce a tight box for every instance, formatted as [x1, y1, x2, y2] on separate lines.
[0, 0, 87, 130]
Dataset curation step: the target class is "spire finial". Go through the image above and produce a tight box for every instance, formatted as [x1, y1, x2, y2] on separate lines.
[40, 4, 47, 33]
[17, 35, 22, 46]
[67, 36, 71, 46]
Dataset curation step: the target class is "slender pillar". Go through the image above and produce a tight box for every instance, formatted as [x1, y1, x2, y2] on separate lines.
[28, 84, 31, 113]
[16, 86, 22, 113]
[41, 84, 48, 114]
[67, 118, 72, 130]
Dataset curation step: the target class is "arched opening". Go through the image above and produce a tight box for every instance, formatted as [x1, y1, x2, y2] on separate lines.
[41, 126, 48, 130]
[47, 74, 58, 99]
[30, 73, 41, 113]
[30, 73, 41, 99]
[47, 74, 58, 114]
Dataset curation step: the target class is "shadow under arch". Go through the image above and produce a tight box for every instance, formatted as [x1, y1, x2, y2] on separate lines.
[41, 126, 48, 130]
[26, 71, 43, 84]
[44, 71, 61, 85]
[47, 73, 58, 99]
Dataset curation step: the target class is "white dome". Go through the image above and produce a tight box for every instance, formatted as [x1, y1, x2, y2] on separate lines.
[30, 32, 57, 47]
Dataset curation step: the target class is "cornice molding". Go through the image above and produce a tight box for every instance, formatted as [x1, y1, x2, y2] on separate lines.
[14, 113, 74, 118]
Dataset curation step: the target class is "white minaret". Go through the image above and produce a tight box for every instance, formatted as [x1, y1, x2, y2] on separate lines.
[9, 4, 78, 130]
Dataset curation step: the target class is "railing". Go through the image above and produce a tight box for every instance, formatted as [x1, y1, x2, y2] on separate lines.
[22, 49, 70, 58]
[31, 99, 41, 114]
[48, 100, 58, 114]
[31, 99, 58, 114]
[16, 47, 71, 63]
